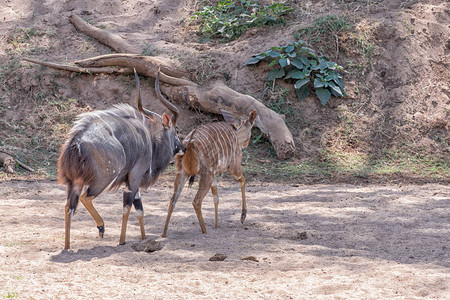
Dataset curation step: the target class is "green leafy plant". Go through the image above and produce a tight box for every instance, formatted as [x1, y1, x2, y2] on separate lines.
[244, 40, 345, 105]
[192, 0, 293, 42]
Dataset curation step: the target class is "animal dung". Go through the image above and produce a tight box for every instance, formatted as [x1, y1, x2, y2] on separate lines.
[209, 253, 227, 261]
[241, 256, 259, 262]
[131, 239, 163, 253]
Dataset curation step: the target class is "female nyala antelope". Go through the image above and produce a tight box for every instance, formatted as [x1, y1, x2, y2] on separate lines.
[58, 69, 184, 249]
[162, 109, 257, 237]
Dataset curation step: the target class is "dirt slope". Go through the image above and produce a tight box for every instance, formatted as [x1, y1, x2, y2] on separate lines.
[0, 0, 448, 169]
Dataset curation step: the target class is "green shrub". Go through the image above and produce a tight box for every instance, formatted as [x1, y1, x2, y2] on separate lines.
[192, 0, 293, 42]
[244, 40, 345, 105]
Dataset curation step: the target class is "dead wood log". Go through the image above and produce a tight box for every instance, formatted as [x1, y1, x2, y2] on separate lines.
[159, 81, 296, 159]
[0, 152, 15, 173]
[0, 150, 35, 173]
[69, 14, 139, 54]
[24, 14, 296, 159]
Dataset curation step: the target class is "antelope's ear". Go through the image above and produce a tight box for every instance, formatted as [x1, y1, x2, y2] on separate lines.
[221, 109, 241, 128]
[248, 109, 257, 125]
[162, 113, 172, 128]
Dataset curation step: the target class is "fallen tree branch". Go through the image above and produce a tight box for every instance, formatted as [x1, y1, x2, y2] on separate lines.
[74, 54, 190, 80]
[24, 13, 296, 159]
[23, 57, 131, 75]
[16, 160, 35, 172]
[69, 14, 139, 54]
[0, 150, 35, 173]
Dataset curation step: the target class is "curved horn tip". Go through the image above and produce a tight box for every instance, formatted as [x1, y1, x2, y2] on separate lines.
[134, 68, 139, 82]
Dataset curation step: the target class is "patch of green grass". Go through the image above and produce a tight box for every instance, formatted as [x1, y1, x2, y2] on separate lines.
[296, 15, 376, 69]
[295, 15, 351, 55]
[6, 27, 54, 55]
[297, 15, 351, 41]
[12, 275, 23, 281]
[4, 291, 18, 299]
[370, 150, 449, 178]
[323, 151, 367, 173]
[244, 144, 449, 183]
[244, 156, 330, 181]
[0, 57, 21, 84]
[142, 43, 159, 56]
[264, 85, 293, 115]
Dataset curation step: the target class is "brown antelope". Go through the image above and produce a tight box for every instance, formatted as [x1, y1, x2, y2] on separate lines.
[58, 69, 184, 249]
[161, 109, 257, 237]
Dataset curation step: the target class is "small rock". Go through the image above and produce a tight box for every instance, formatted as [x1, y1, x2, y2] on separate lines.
[131, 239, 162, 253]
[209, 253, 227, 261]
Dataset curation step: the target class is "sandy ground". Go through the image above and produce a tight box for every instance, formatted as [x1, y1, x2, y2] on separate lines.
[0, 176, 449, 299]
[1, 0, 449, 298]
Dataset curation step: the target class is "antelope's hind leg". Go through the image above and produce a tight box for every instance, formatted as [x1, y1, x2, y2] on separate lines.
[237, 175, 247, 224]
[231, 167, 247, 224]
[119, 189, 137, 245]
[132, 191, 146, 241]
[210, 177, 219, 228]
[193, 173, 214, 234]
[79, 192, 105, 238]
[64, 199, 72, 250]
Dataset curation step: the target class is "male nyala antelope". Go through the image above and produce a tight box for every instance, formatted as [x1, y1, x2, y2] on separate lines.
[161, 109, 258, 237]
[58, 69, 184, 249]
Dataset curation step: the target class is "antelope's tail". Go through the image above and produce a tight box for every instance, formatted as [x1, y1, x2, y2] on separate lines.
[57, 136, 93, 212]
[182, 143, 200, 188]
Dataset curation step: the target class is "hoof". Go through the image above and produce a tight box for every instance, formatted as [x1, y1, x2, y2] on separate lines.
[119, 241, 126, 246]
[240, 212, 247, 224]
[97, 225, 105, 238]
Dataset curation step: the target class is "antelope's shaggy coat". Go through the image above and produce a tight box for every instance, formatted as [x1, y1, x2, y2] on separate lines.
[58, 104, 178, 211]
[182, 122, 240, 179]
[58, 70, 183, 249]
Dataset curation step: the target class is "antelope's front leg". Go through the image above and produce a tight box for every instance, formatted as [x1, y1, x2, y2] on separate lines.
[119, 190, 135, 245]
[162, 169, 189, 237]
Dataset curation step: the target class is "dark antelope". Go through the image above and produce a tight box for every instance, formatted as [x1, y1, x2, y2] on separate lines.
[58, 69, 184, 249]
[161, 109, 257, 237]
